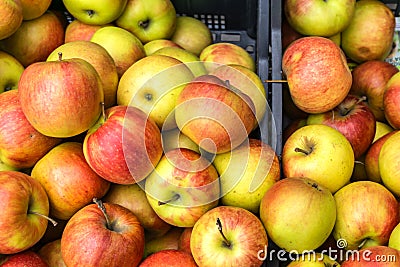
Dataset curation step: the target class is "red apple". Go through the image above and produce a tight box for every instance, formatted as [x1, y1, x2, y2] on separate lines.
[341, 245, 400, 266]
[83, 105, 163, 185]
[18, 53, 104, 138]
[0, 89, 61, 169]
[31, 142, 110, 220]
[37, 239, 66, 267]
[282, 36, 352, 114]
[307, 94, 376, 159]
[61, 199, 145, 267]
[1, 251, 48, 267]
[350, 60, 399, 122]
[384, 72, 400, 129]
[139, 249, 197, 267]
[64, 19, 111, 43]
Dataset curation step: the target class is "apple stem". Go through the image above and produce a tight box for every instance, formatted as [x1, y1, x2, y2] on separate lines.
[339, 96, 368, 116]
[358, 238, 368, 250]
[158, 194, 180, 206]
[216, 218, 231, 248]
[100, 102, 106, 122]
[354, 160, 364, 166]
[58, 52, 62, 61]
[294, 147, 311, 155]
[264, 79, 288, 83]
[29, 211, 58, 227]
[93, 198, 111, 230]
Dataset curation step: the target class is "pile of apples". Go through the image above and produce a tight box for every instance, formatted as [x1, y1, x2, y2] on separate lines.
[0, 0, 281, 266]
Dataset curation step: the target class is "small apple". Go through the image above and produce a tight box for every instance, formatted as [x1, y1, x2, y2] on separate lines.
[143, 38, 181, 56]
[20, 0, 51, 20]
[0, 0, 23, 40]
[170, 16, 213, 56]
[178, 227, 193, 255]
[379, 131, 400, 197]
[143, 227, 183, 258]
[191, 205, 268, 267]
[0, 50, 24, 93]
[282, 124, 354, 193]
[333, 181, 399, 250]
[383, 72, 400, 129]
[341, 245, 400, 266]
[61, 199, 145, 267]
[1, 251, 48, 267]
[37, 239, 66, 267]
[282, 36, 352, 114]
[139, 249, 197, 267]
[64, 19, 111, 43]
[161, 127, 200, 153]
[373, 121, 394, 143]
[389, 222, 400, 251]
[115, 0, 177, 44]
[62, 0, 128, 25]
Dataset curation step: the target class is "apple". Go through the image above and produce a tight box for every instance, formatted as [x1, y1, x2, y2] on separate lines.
[115, 0, 177, 44]
[333, 181, 399, 250]
[64, 19, 111, 43]
[340, 245, 400, 266]
[31, 142, 110, 220]
[0, 89, 61, 169]
[284, 0, 355, 37]
[61, 199, 145, 267]
[364, 130, 398, 183]
[199, 42, 256, 73]
[341, 0, 395, 63]
[212, 138, 281, 214]
[178, 227, 193, 255]
[145, 148, 220, 227]
[0, 50, 24, 93]
[18, 53, 104, 138]
[0, 0, 23, 40]
[90, 25, 146, 78]
[0, 11, 64, 67]
[170, 16, 213, 56]
[117, 54, 194, 129]
[62, 0, 128, 25]
[191, 205, 268, 267]
[1, 251, 48, 267]
[140, 249, 197, 267]
[0, 160, 18, 171]
[389, 223, 400, 251]
[161, 127, 200, 153]
[282, 36, 352, 114]
[260, 177, 336, 254]
[286, 253, 340, 267]
[383, 72, 400, 129]
[175, 74, 256, 154]
[152, 46, 207, 77]
[143, 227, 183, 258]
[349, 60, 399, 122]
[84, 105, 163, 184]
[374, 121, 394, 143]
[47, 40, 118, 109]
[143, 39, 181, 56]
[103, 183, 171, 239]
[307, 94, 376, 159]
[282, 124, 354, 193]
[379, 131, 400, 197]
[20, 0, 51, 20]
[0, 171, 54, 254]
[38, 239, 66, 267]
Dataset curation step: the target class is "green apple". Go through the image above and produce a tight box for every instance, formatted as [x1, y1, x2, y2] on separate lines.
[0, 50, 24, 93]
[373, 121, 394, 143]
[116, 0, 177, 44]
[170, 16, 213, 56]
[0, 159, 18, 171]
[0, 0, 23, 40]
[143, 39, 181, 56]
[20, 0, 51, 20]
[62, 0, 128, 25]
[379, 131, 400, 197]
[90, 26, 146, 78]
[284, 0, 355, 37]
[388, 222, 400, 251]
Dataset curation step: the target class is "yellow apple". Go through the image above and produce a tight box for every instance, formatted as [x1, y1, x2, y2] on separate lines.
[161, 127, 200, 153]
[373, 121, 394, 143]
[0, 0, 23, 40]
[379, 131, 400, 197]
[20, 0, 51, 20]
[143, 39, 181, 56]
[0, 50, 24, 93]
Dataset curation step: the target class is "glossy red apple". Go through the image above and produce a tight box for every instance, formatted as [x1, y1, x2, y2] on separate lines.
[139, 249, 197, 267]
[1, 251, 48, 267]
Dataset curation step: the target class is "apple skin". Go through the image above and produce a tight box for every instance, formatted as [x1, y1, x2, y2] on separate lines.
[145, 148, 220, 228]
[282, 124, 354, 193]
[1, 251, 48, 267]
[161, 127, 200, 153]
[282, 36, 352, 114]
[61, 202, 145, 267]
[0, 11, 64, 67]
[170, 16, 213, 56]
[389, 222, 400, 251]
[64, 19, 111, 43]
[0, 51, 24, 93]
[333, 181, 399, 250]
[350, 60, 399, 122]
[31, 142, 110, 220]
[213, 138, 281, 214]
[175, 74, 256, 154]
[374, 121, 394, 143]
[62, 0, 128, 25]
[340, 245, 400, 266]
[341, 0, 395, 63]
[282, 83, 309, 121]
[199, 42, 256, 73]
[18, 55, 104, 138]
[260, 177, 336, 254]
[307, 94, 376, 159]
[190, 205, 268, 267]
[0, 0, 23, 40]
[47, 40, 119, 109]
[116, 0, 177, 44]
[0, 89, 61, 169]
[384, 72, 400, 129]
[143, 39, 181, 56]
[379, 131, 400, 197]
[20, 0, 51, 20]
[38, 239, 66, 267]
[284, 0, 355, 37]
[143, 227, 183, 258]
[364, 130, 398, 183]
[103, 183, 171, 239]
[139, 249, 197, 267]
[178, 227, 193, 255]
[0, 171, 50, 254]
